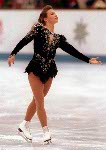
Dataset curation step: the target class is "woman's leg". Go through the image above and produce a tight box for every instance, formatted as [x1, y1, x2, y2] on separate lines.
[43, 77, 53, 97]
[24, 77, 53, 122]
[28, 72, 48, 127]
[24, 96, 36, 121]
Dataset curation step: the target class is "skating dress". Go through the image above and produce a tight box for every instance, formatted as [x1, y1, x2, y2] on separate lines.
[10, 23, 90, 83]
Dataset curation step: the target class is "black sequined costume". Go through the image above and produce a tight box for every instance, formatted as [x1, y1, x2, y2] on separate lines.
[10, 23, 90, 83]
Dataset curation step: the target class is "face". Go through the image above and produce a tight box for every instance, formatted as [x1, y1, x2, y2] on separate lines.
[44, 9, 58, 25]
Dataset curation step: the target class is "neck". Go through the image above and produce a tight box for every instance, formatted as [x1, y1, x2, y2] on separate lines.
[44, 23, 54, 33]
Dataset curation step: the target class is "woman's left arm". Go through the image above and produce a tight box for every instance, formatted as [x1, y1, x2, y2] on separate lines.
[59, 35, 102, 64]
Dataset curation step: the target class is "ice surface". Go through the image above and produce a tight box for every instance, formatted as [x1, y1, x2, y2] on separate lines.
[0, 61, 106, 150]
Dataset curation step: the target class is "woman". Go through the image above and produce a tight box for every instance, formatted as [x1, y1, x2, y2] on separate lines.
[8, 5, 102, 144]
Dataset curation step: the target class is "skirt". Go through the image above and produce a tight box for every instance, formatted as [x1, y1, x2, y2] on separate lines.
[24, 59, 58, 84]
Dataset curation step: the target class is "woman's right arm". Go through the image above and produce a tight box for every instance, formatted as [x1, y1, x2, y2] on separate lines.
[8, 23, 40, 66]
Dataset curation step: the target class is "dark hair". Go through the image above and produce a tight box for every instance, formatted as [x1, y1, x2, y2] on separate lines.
[38, 5, 53, 26]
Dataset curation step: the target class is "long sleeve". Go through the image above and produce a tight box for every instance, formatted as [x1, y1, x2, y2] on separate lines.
[59, 35, 90, 63]
[10, 24, 40, 56]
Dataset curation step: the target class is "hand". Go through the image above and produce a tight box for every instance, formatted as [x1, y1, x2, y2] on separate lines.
[89, 57, 102, 64]
[8, 54, 15, 67]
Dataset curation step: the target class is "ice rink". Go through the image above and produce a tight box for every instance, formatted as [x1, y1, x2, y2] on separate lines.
[0, 60, 106, 150]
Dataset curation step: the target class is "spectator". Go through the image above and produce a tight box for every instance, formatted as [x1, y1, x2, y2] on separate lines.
[0, 0, 106, 9]
[68, 0, 79, 8]
[91, 0, 106, 9]
[21, 0, 35, 9]
[0, 0, 4, 8]
[35, 0, 44, 8]
[3, 0, 11, 8]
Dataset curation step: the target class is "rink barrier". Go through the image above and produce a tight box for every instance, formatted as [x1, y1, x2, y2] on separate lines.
[1, 53, 105, 63]
[0, 10, 106, 55]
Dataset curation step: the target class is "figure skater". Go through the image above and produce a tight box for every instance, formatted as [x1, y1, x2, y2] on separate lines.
[7, 5, 102, 144]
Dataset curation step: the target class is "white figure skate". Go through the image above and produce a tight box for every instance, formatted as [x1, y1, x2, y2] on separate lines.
[42, 126, 52, 145]
[17, 120, 32, 143]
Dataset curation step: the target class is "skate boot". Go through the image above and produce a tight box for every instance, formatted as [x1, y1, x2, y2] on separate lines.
[17, 120, 32, 143]
[42, 126, 52, 145]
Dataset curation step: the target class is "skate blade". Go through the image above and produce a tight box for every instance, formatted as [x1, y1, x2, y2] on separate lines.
[17, 129, 32, 143]
[43, 138, 52, 145]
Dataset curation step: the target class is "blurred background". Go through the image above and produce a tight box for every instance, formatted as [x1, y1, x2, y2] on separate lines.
[0, 0, 106, 61]
[0, 0, 106, 9]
